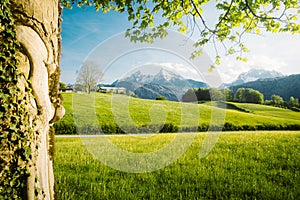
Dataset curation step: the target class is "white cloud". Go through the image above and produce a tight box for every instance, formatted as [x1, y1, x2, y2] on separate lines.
[248, 55, 287, 71]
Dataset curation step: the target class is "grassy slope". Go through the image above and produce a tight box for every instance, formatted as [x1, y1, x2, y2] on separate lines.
[56, 92, 300, 134]
[54, 131, 300, 199]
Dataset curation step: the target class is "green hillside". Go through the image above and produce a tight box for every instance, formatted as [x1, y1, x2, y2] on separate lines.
[54, 92, 300, 134]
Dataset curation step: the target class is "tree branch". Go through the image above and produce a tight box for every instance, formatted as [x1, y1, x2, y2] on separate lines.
[244, 0, 287, 21]
[189, 0, 214, 32]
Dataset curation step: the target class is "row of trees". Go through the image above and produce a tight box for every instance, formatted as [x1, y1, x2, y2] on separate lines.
[182, 88, 237, 102]
[266, 95, 300, 110]
[182, 87, 300, 109]
[182, 88, 234, 102]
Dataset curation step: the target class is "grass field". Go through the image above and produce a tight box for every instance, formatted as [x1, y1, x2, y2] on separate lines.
[54, 131, 300, 199]
[54, 92, 300, 134]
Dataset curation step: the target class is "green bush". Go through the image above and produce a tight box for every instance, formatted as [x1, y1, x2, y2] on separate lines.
[156, 96, 167, 100]
[159, 123, 179, 133]
[197, 124, 209, 132]
[53, 121, 77, 135]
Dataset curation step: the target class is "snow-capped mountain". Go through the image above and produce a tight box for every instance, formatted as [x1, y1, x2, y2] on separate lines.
[112, 68, 208, 101]
[119, 68, 186, 85]
[153, 68, 185, 82]
[236, 68, 283, 83]
[119, 70, 154, 84]
[222, 68, 284, 88]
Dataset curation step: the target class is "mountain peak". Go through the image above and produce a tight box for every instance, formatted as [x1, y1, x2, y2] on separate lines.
[155, 68, 184, 82]
[120, 67, 185, 84]
[234, 68, 283, 85]
[112, 65, 207, 101]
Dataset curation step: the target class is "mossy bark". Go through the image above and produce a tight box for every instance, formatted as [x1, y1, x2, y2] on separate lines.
[11, 0, 64, 199]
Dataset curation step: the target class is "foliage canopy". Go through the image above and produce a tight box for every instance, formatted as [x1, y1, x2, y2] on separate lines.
[235, 88, 264, 104]
[60, 0, 300, 64]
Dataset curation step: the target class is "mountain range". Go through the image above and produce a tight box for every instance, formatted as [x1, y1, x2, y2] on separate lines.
[230, 74, 300, 100]
[112, 68, 208, 101]
[107, 67, 299, 102]
[221, 68, 284, 88]
[222, 68, 300, 100]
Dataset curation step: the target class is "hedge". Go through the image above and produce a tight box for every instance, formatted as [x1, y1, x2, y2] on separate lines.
[54, 121, 300, 135]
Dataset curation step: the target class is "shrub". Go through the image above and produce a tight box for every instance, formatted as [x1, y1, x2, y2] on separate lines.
[156, 96, 167, 100]
[222, 122, 239, 131]
[197, 124, 209, 132]
[159, 123, 179, 133]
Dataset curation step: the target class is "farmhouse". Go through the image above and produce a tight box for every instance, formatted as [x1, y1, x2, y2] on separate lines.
[98, 86, 126, 94]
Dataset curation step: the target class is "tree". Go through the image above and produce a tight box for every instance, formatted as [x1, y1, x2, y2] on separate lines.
[235, 88, 264, 104]
[209, 88, 225, 101]
[1, 0, 64, 199]
[197, 88, 211, 101]
[2, 0, 299, 199]
[271, 94, 285, 107]
[289, 96, 299, 108]
[76, 61, 103, 94]
[60, 82, 67, 90]
[224, 88, 234, 102]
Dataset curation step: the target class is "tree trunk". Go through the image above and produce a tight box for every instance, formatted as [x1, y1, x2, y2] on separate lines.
[11, 0, 64, 199]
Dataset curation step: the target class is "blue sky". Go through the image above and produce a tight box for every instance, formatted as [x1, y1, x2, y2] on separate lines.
[60, 6, 300, 84]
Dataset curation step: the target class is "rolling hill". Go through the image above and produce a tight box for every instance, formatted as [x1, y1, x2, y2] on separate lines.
[54, 92, 300, 134]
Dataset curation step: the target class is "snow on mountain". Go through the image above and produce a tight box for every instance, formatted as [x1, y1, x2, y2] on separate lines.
[120, 68, 185, 85]
[121, 70, 154, 83]
[112, 67, 207, 101]
[231, 68, 284, 86]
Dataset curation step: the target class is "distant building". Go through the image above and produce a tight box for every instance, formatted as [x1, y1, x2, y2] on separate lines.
[59, 88, 73, 93]
[98, 87, 126, 94]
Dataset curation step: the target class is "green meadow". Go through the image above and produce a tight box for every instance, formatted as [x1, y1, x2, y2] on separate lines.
[54, 92, 300, 134]
[54, 93, 300, 199]
[54, 131, 300, 199]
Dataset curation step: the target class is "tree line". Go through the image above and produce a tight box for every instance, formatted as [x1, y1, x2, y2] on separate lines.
[182, 87, 300, 110]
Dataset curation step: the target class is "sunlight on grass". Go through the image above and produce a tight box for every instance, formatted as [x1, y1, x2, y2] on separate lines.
[54, 131, 300, 199]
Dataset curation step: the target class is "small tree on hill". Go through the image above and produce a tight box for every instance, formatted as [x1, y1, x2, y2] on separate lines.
[76, 61, 103, 94]
[271, 95, 285, 107]
[235, 88, 264, 104]
[156, 96, 167, 100]
[289, 96, 299, 108]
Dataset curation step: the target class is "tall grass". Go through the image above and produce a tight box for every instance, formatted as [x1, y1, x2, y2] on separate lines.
[54, 131, 300, 199]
